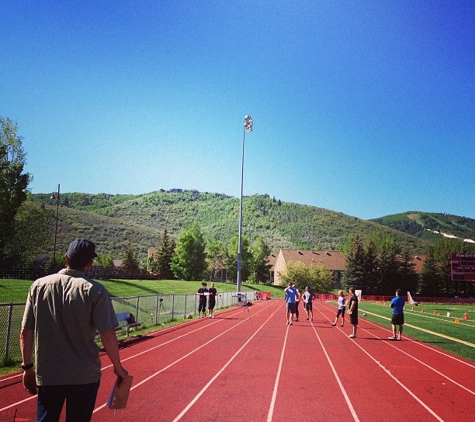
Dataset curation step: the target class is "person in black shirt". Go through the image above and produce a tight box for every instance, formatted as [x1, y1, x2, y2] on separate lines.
[197, 282, 208, 318]
[347, 287, 359, 338]
[208, 283, 217, 318]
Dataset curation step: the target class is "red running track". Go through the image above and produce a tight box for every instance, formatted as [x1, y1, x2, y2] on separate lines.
[1, 299, 474, 421]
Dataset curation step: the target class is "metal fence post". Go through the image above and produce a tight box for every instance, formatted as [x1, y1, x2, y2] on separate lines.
[4, 304, 13, 364]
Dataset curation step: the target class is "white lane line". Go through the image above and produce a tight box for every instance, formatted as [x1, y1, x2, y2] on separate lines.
[173, 309, 277, 421]
[1, 317, 224, 415]
[343, 333, 446, 422]
[94, 303, 274, 413]
[0, 395, 36, 414]
[310, 323, 360, 422]
[322, 303, 475, 395]
[382, 338, 474, 396]
[0, 305, 266, 417]
[321, 301, 475, 369]
[316, 305, 446, 421]
[351, 320, 475, 396]
[266, 324, 289, 422]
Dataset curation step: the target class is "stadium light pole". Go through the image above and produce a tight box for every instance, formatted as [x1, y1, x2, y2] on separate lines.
[237, 115, 253, 292]
[51, 183, 60, 266]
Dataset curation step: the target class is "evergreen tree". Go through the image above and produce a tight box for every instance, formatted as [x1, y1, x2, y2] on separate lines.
[170, 223, 206, 281]
[419, 246, 440, 296]
[398, 243, 418, 294]
[155, 228, 176, 279]
[122, 247, 140, 269]
[343, 236, 367, 291]
[378, 236, 401, 294]
[434, 239, 461, 296]
[363, 238, 380, 294]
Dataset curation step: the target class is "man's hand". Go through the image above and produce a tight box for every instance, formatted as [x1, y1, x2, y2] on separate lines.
[114, 365, 129, 381]
[22, 368, 37, 395]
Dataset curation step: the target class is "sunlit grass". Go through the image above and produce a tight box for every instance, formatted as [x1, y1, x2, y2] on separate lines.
[0, 278, 285, 304]
[327, 300, 475, 361]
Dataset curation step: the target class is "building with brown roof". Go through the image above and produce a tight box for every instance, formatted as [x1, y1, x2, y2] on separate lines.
[271, 249, 346, 286]
[269, 248, 426, 288]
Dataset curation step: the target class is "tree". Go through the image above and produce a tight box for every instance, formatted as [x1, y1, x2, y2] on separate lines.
[377, 236, 401, 294]
[95, 252, 114, 267]
[249, 237, 271, 284]
[206, 238, 227, 281]
[419, 246, 440, 296]
[5, 201, 53, 262]
[154, 228, 176, 279]
[433, 239, 467, 297]
[0, 117, 31, 258]
[224, 234, 252, 283]
[398, 243, 418, 294]
[343, 235, 379, 292]
[362, 238, 380, 294]
[122, 247, 140, 269]
[171, 223, 207, 280]
[281, 261, 333, 292]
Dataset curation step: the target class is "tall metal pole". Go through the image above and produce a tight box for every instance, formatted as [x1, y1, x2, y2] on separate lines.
[237, 115, 253, 292]
[52, 183, 60, 266]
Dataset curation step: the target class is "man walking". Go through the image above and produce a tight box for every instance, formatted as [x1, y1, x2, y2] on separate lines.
[347, 287, 359, 338]
[389, 289, 405, 340]
[20, 238, 128, 422]
[284, 282, 298, 325]
[302, 286, 315, 321]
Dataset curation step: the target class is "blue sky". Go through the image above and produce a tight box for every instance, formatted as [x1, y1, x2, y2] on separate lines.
[1, 1, 474, 220]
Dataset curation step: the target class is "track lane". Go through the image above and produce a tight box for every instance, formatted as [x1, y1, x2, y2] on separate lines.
[1, 299, 474, 422]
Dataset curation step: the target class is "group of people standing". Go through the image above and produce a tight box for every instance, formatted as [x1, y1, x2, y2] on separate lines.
[285, 283, 405, 341]
[284, 283, 316, 325]
[329, 287, 358, 338]
[197, 282, 218, 318]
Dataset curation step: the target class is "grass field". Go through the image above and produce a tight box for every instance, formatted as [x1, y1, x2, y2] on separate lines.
[0, 278, 286, 303]
[327, 300, 475, 361]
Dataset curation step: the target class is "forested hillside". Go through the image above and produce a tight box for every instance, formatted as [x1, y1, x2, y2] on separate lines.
[370, 212, 475, 243]
[30, 190, 430, 261]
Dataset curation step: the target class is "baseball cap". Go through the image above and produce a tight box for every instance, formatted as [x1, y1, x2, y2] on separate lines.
[66, 238, 98, 262]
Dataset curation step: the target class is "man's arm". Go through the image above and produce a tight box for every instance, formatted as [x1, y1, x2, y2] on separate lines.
[20, 328, 37, 394]
[100, 329, 128, 379]
[20, 327, 34, 365]
[348, 299, 355, 314]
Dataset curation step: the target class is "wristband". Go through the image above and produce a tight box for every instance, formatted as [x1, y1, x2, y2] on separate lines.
[21, 363, 34, 371]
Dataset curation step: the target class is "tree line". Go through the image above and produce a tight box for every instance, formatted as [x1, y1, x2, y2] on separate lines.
[343, 234, 475, 297]
[135, 223, 273, 284]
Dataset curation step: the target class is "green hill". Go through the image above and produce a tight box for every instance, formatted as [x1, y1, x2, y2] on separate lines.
[370, 212, 475, 243]
[30, 191, 431, 261]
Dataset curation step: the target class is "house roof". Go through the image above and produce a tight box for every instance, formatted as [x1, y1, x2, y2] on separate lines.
[267, 252, 278, 269]
[271, 249, 427, 274]
[279, 249, 346, 271]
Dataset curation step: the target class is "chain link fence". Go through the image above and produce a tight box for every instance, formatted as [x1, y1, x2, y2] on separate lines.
[1, 291, 255, 367]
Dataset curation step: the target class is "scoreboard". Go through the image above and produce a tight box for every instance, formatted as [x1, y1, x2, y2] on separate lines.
[451, 254, 475, 281]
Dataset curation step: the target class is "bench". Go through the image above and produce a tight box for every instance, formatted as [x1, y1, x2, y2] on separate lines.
[114, 312, 142, 338]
